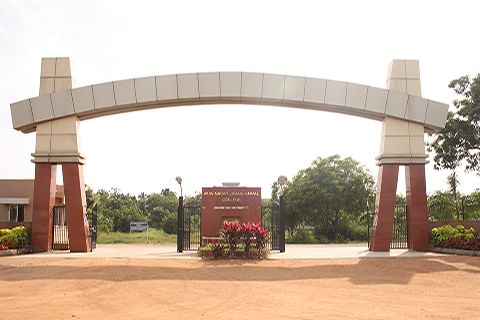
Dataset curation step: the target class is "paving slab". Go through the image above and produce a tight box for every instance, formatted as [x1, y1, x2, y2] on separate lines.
[8, 243, 443, 260]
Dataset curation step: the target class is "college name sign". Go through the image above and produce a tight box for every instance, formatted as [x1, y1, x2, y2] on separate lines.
[201, 187, 261, 237]
[203, 190, 260, 206]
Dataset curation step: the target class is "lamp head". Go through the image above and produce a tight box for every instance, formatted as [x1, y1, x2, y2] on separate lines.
[175, 176, 182, 186]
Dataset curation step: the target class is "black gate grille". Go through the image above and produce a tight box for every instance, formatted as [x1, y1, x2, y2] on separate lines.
[368, 204, 409, 249]
[262, 203, 280, 251]
[178, 199, 283, 253]
[182, 205, 201, 251]
[52, 205, 69, 250]
[391, 205, 409, 249]
[90, 204, 97, 251]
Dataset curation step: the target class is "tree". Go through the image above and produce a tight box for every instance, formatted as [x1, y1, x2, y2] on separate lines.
[463, 189, 480, 220]
[283, 155, 374, 241]
[428, 191, 458, 221]
[428, 74, 480, 172]
[184, 193, 201, 206]
[161, 211, 178, 234]
[94, 188, 145, 232]
[271, 180, 280, 203]
[146, 192, 178, 230]
[447, 171, 461, 220]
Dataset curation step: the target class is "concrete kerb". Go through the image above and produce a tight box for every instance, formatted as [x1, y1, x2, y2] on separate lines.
[4, 243, 444, 260]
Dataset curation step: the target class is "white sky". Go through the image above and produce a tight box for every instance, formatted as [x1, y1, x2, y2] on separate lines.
[1, 0, 480, 198]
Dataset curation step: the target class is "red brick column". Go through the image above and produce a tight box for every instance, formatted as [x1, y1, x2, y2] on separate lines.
[370, 164, 399, 251]
[31, 163, 57, 252]
[63, 163, 90, 252]
[405, 164, 429, 251]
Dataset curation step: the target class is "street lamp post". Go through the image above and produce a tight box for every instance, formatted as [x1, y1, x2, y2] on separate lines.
[175, 176, 183, 197]
[176, 176, 184, 253]
[277, 175, 287, 253]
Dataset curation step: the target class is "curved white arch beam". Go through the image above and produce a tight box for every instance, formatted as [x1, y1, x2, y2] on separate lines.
[10, 72, 448, 133]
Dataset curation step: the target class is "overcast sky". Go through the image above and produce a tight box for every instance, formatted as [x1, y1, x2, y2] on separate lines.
[1, 0, 480, 198]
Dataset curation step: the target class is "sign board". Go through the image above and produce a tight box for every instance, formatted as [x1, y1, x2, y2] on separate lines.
[130, 221, 148, 232]
[201, 187, 261, 238]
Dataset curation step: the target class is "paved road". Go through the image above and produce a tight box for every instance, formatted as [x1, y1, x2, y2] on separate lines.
[17, 243, 443, 259]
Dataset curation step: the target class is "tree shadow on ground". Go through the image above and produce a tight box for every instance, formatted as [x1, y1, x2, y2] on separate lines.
[0, 256, 478, 285]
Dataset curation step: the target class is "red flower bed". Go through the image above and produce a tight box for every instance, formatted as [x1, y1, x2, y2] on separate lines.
[199, 221, 269, 259]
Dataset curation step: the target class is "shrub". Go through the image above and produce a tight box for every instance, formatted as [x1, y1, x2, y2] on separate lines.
[340, 223, 369, 242]
[313, 225, 334, 241]
[431, 225, 479, 250]
[0, 226, 29, 249]
[313, 222, 368, 243]
[201, 221, 269, 259]
[291, 229, 315, 243]
[443, 237, 480, 251]
[221, 220, 242, 257]
[253, 222, 268, 250]
[161, 211, 177, 234]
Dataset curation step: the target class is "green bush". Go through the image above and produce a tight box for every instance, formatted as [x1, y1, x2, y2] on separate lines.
[291, 229, 315, 243]
[313, 225, 333, 241]
[161, 211, 177, 234]
[340, 223, 369, 242]
[431, 225, 476, 247]
[0, 226, 29, 249]
[313, 222, 369, 242]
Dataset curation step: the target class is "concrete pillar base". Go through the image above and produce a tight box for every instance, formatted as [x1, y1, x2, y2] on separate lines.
[370, 164, 399, 251]
[63, 163, 90, 252]
[31, 163, 90, 253]
[31, 163, 57, 252]
[406, 164, 429, 251]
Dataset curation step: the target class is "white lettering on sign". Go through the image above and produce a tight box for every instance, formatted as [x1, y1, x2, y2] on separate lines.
[130, 221, 148, 232]
[203, 191, 260, 197]
[213, 206, 249, 210]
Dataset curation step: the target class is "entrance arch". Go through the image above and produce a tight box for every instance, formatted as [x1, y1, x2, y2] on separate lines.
[9, 57, 448, 252]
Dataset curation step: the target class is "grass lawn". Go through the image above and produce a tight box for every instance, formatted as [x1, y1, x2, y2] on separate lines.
[97, 228, 176, 244]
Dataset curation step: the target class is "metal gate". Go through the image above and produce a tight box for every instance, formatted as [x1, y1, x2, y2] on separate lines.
[368, 204, 409, 249]
[391, 205, 409, 249]
[262, 202, 280, 251]
[177, 196, 284, 253]
[52, 205, 69, 250]
[90, 203, 98, 251]
[178, 201, 201, 252]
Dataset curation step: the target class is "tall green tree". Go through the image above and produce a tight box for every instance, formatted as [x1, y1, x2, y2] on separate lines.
[447, 171, 461, 220]
[428, 191, 458, 221]
[283, 155, 374, 241]
[463, 189, 480, 220]
[428, 74, 480, 171]
[146, 191, 178, 229]
[95, 188, 145, 232]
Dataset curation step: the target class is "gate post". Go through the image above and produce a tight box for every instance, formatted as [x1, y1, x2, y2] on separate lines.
[370, 59, 429, 252]
[63, 163, 90, 252]
[369, 164, 399, 251]
[405, 164, 429, 251]
[279, 194, 286, 253]
[91, 203, 98, 251]
[31, 163, 57, 252]
[177, 196, 184, 253]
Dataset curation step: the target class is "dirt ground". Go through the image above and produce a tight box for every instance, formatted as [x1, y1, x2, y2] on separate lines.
[0, 256, 479, 320]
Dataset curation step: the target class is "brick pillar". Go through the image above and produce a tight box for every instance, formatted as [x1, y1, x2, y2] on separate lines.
[405, 164, 429, 251]
[370, 164, 399, 251]
[31, 163, 57, 252]
[63, 163, 90, 252]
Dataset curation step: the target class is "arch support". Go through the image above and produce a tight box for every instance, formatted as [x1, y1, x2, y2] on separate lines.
[31, 58, 90, 252]
[370, 60, 429, 252]
[405, 164, 429, 251]
[369, 164, 399, 251]
[31, 163, 57, 251]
